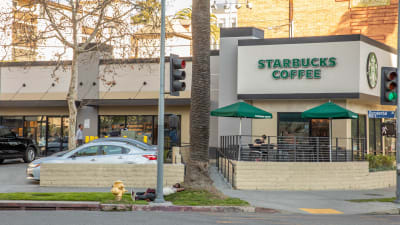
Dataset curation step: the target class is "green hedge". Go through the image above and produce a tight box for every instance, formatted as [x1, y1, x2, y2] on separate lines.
[365, 154, 396, 172]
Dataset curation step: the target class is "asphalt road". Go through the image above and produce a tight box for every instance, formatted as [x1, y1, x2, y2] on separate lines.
[0, 211, 400, 225]
[0, 159, 116, 193]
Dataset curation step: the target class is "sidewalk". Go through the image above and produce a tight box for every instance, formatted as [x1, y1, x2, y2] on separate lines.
[209, 166, 400, 215]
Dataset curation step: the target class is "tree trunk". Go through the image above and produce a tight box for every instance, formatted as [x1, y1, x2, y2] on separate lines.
[67, 50, 78, 150]
[185, 0, 212, 189]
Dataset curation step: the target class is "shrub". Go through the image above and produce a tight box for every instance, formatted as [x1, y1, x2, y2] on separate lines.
[366, 154, 395, 172]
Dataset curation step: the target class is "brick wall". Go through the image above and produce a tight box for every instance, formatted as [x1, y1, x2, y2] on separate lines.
[237, 0, 398, 48]
[40, 164, 184, 188]
[231, 161, 396, 190]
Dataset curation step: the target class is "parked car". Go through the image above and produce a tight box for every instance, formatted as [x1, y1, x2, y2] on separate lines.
[46, 136, 68, 154]
[92, 137, 158, 151]
[0, 126, 38, 164]
[26, 141, 157, 181]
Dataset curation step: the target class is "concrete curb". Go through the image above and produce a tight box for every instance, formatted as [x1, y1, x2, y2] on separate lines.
[0, 200, 100, 211]
[367, 208, 400, 215]
[101, 204, 278, 213]
[0, 200, 278, 213]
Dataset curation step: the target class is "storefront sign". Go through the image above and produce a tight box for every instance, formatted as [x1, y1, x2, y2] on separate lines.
[366, 52, 378, 88]
[257, 57, 336, 80]
[350, 0, 390, 8]
[368, 110, 395, 118]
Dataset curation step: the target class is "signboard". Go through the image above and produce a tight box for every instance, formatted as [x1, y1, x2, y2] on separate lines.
[350, 0, 390, 8]
[257, 57, 336, 80]
[368, 110, 395, 118]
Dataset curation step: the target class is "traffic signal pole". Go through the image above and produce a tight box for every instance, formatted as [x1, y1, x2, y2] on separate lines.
[396, 0, 400, 204]
[154, 0, 166, 204]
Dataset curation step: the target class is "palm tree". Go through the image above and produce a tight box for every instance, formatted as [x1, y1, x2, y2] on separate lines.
[185, 0, 213, 189]
[174, 7, 220, 47]
[131, 0, 161, 25]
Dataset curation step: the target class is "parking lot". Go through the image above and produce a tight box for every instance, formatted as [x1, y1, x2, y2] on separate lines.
[0, 159, 117, 193]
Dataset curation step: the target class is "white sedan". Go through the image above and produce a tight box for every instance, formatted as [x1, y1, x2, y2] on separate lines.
[26, 141, 157, 181]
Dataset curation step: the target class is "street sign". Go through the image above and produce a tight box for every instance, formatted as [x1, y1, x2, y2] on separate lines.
[368, 110, 395, 118]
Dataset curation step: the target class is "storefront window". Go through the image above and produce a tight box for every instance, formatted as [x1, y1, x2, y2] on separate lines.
[24, 116, 47, 150]
[153, 115, 181, 147]
[383, 118, 396, 156]
[278, 113, 309, 137]
[368, 118, 382, 155]
[99, 116, 126, 137]
[351, 115, 366, 138]
[127, 116, 153, 144]
[0, 116, 24, 137]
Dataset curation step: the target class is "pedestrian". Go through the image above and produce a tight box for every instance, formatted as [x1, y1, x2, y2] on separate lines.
[76, 124, 84, 147]
[132, 183, 184, 202]
[254, 134, 266, 146]
[119, 124, 127, 137]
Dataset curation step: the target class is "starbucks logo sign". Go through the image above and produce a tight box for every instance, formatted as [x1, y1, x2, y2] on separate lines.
[367, 52, 378, 89]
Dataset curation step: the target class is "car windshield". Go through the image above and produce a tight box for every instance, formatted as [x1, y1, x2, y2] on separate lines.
[123, 142, 147, 150]
[51, 151, 68, 157]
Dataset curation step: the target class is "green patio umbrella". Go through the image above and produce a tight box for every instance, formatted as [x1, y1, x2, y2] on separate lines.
[301, 101, 358, 162]
[211, 102, 272, 160]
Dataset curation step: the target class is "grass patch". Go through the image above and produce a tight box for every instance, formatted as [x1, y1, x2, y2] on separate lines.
[0, 190, 249, 206]
[165, 190, 249, 206]
[0, 192, 147, 205]
[348, 197, 396, 203]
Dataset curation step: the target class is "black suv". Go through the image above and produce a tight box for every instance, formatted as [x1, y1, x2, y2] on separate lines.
[0, 126, 38, 163]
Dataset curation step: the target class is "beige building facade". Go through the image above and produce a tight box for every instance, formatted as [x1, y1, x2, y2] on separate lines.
[0, 27, 397, 157]
[214, 27, 397, 156]
[0, 54, 192, 155]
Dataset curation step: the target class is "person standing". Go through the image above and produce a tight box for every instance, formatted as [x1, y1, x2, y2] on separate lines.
[76, 124, 84, 147]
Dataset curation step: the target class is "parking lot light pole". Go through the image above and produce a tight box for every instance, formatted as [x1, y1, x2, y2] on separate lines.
[396, 0, 400, 204]
[154, 0, 166, 204]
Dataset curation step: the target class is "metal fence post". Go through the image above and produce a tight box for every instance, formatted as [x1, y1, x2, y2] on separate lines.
[336, 137, 338, 161]
[317, 137, 320, 162]
[351, 138, 354, 161]
[267, 136, 271, 161]
[294, 137, 297, 162]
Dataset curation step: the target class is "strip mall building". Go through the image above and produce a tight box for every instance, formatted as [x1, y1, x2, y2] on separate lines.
[0, 27, 397, 156]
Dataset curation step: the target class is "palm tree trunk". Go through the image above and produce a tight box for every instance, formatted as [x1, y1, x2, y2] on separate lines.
[185, 0, 212, 189]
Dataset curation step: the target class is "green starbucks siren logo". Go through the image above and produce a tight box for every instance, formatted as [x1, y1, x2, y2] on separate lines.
[367, 52, 378, 89]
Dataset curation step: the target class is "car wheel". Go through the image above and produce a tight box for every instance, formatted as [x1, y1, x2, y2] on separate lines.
[23, 147, 36, 163]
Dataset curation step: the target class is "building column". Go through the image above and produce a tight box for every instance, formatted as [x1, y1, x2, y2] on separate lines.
[76, 51, 101, 138]
[217, 27, 264, 146]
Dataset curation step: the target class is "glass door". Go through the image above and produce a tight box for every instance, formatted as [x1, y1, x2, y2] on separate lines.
[46, 116, 69, 155]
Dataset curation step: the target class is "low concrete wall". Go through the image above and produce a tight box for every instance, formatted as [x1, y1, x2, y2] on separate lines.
[40, 164, 184, 188]
[232, 161, 396, 190]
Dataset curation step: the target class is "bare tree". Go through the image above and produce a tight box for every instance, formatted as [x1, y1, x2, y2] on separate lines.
[0, 0, 160, 149]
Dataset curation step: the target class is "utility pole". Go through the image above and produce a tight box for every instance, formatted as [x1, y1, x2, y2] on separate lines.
[289, 0, 293, 38]
[396, 0, 400, 204]
[154, 0, 166, 204]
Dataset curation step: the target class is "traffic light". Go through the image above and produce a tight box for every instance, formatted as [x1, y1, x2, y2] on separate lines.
[381, 67, 398, 105]
[169, 54, 186, 96]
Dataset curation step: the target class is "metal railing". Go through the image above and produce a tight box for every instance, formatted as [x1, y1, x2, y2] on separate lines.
[219, 135, 367, 162]
[216, 147, 235, 187]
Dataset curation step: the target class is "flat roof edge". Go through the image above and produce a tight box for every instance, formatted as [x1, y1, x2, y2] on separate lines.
[238, 34, 396, 54]
[238, 93, 360, 100]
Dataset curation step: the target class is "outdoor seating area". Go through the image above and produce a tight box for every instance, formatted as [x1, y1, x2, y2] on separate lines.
[218, 135, 367, 163]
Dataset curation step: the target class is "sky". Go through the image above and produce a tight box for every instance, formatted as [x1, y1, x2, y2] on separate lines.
[166, 0, 192, 15]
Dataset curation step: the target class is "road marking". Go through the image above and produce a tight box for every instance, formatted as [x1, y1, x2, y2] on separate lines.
[299, 208, 343, 214]
[216, 221, 244, 224]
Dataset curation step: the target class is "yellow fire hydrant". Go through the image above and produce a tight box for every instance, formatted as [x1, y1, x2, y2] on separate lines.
[111, 180, 127, 201]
